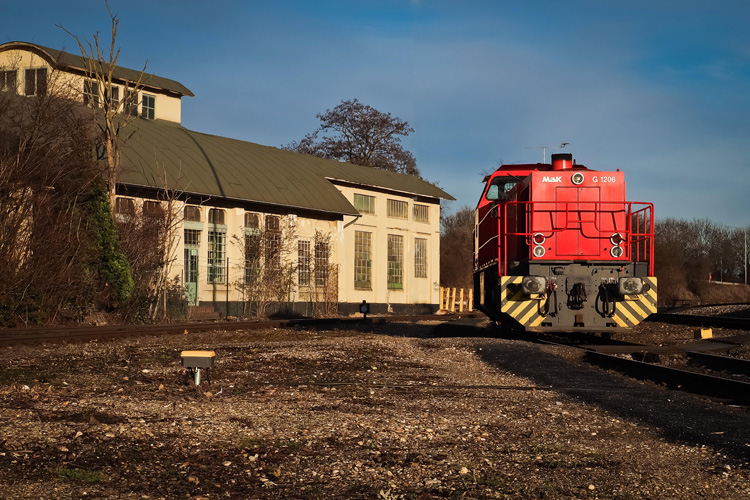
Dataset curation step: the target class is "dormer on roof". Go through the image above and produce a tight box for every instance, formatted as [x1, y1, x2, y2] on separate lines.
[0, 41, 193, 124]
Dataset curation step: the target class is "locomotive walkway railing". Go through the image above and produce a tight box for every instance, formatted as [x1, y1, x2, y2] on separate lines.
[500, 200, 654, 276]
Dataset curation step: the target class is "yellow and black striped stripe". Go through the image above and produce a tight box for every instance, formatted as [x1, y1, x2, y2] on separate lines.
[500, 276, 545, 328]
[500, 275, 657, 329]
[611, 277, 657, 328]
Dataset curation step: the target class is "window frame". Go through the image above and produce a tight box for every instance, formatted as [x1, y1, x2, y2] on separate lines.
[387, 234, 404, 290]
[184, 205, 202, 222]
[414, 238, 428, 278]
[354, 193, 375, 215]
[124, 87, 138, 116]
[208, 208, 226, 225]
[207, 230, 226, 284]
[24, 68, 47, 96]
[114, 197, 135, 216]
[141, 93, 155, 120]
[298, 240, 311, 287]
[315, 240, 330, 288]
[244, 212, 260, 229]
[354, 230, 372, 290]
[413, 204, 430, 223]
[387, 199, 408, 219]
[1, 70, 17, 92]
[184, 229, 201, 247]
[109, 86, 120, 109]
[83, 80, 99, 107]
[143, 200, 164, 218]
[244, 233, 261, 284]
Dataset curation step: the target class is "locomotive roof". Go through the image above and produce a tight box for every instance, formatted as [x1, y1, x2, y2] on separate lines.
[483, 163, 591, 183]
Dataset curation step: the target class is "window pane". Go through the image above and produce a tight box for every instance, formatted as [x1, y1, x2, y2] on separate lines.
[115, 197, 135, 215]
[207, 230, 226, 283]
[354, 231, 372, 289]
[265, 232, 281, 270]
[142, 94, 155, 119]
[266, 215, 280, 231]
[184, 205, 201, 222]
[415, 238, 427, 278]
[354, 194, 375, 215]
[315, 240, 329, 287]
[413, 204, 429, 223]
[387, 199, 407, 219]
[245, 212, 259, 228]
[83, 80, 99, 107]
[143, 201, 163, 217]
[124, 88, 137, 116]
[244, 234, 260, 284]
[1, 70, 16, 92]
[36, 68, 47, 95]
[387, 234, 403, 289]
[24, 69, 35, 96]
[208, 208, 225, 225]
[298, 240, 311, 286]
[184, 229, 200, 247]
[109, 86, 120, 108]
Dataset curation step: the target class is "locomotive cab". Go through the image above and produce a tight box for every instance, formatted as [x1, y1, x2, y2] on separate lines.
[474, 153, 656, 333]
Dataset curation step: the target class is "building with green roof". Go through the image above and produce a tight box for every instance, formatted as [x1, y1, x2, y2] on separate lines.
[0, 41, 453, 316]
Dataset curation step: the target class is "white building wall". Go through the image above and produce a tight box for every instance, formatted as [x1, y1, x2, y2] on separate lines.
[334, 185, 441, 308]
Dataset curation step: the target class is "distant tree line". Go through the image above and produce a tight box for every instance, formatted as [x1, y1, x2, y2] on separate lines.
[655, 218, 749, 304]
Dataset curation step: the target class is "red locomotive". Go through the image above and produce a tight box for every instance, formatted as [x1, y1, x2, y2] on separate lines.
[474, 153, 656, 333]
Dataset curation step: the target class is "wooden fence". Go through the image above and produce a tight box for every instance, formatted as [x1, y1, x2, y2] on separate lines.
[439, 287, 474, 312]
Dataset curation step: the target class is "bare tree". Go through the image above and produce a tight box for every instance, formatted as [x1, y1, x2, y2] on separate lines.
[116, 179, 186, 322]
[234, 216, 298, 319]
[440, 206, 475, 290]
[0, 70, 101, 325]
[59, 1, 146, 210]
[298, 231, 339, 317]
[285, 99, 420, 177]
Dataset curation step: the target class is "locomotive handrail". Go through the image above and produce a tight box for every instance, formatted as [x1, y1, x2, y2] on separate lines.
[500, 200, 654, 275]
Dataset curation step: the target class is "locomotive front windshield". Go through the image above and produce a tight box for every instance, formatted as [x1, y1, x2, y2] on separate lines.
[486, 178, 518, 201]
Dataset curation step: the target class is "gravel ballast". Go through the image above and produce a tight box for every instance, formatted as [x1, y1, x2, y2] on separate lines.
[0, 320, 748, 499]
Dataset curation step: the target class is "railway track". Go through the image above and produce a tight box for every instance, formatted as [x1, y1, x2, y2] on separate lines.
[0, 313, 478, 346]
[4, 310, 749, 404]
[650, 312, 750, 330]
[534, 331, 750, 405]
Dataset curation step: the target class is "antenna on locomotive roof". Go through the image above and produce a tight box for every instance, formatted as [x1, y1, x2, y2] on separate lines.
[524, 142, 569, 163]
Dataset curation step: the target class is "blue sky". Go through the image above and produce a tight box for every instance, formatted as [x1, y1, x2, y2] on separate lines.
[3, 0, 750, 226]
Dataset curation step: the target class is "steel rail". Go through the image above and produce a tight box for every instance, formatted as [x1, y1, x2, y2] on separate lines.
[686, 351, 750, 376]
[582, 349, 750, 403]
[0, 313, 478, 346]
[536, 334, 750, 404]
[649, 313, 750, 330]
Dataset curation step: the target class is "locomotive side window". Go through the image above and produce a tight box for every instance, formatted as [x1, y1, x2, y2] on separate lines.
[486, 178, 518, 201]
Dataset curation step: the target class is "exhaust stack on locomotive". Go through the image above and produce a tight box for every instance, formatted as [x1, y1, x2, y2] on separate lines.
[474, 153, 656, 333]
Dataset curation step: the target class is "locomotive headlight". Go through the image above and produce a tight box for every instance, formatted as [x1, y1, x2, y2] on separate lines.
[610, 233, 624, 246]
[522, 276, 547, 294]
[533, 245, 546, 258]
[571, 172, 584, 185]
[618, 277, 643, 295]
[532, 233, 546, 245]
[610, 246, 624, 258]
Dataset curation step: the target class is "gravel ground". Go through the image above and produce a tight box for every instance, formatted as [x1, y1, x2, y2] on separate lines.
[667, 304, 750, 318]
[1, 320, 749, 499]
